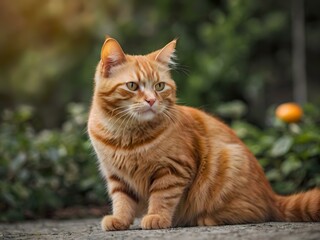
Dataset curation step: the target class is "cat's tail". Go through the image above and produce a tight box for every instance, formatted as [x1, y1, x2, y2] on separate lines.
[274, 188, 320, 222]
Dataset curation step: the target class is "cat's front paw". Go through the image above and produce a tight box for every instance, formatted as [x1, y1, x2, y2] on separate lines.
[141, 214, 171, 229]
[101, 215, 130, 231]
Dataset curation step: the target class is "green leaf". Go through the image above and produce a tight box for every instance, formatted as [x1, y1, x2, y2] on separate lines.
[274, 181, 296, 195]
[215, 100, 248, 119]
[281, 157, 302, 176]
[266, 169, 282, 181]
[270, 135, 293, 157]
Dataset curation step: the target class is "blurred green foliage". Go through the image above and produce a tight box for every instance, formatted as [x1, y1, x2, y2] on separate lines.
[0, 104, 105, 222]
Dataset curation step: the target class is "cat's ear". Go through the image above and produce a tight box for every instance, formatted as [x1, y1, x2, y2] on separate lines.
[149, 39, 177, 66]
[100, 38, 126, 77]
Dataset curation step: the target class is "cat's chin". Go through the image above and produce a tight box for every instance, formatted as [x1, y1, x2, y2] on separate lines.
[136, 110, 157, 122]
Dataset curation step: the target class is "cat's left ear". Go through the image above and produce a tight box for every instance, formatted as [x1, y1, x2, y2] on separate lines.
[100, 37, 126, 77]
[149, 39, 177, 66]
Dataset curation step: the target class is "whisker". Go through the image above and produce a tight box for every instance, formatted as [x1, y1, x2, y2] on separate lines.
[113, 111, 132, 138]
[110, 105, 128, 112]
[175, 99, 187, 105]
[163, 110, 175, 124]
[110, 109, 132, 126]
[111, 108, 131, 118]
[166, 106, 193, 126]
[173, 63, 191, 76]
[122, 112, 136, 138]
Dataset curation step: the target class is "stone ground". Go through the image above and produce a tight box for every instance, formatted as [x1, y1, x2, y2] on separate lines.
[0, 218, 319, 240]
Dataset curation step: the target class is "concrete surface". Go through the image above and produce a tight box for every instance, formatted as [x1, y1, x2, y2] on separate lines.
[0, 218, 319, 240]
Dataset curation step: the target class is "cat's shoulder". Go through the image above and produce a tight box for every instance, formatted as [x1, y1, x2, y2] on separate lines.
[177, 105, 232, 132]
[177, 105, 219, 121]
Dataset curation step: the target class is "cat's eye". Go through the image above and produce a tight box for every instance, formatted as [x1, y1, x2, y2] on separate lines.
[126, 82, 139, 91]
[155, 82, 165, 91]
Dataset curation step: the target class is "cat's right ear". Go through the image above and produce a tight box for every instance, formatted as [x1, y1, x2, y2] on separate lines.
[100, 38, 126, 77]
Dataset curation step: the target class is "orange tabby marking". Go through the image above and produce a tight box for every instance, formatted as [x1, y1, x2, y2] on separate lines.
[88, 37, 320, 231]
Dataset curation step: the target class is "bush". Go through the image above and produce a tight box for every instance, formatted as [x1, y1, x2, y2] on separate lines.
[231, 103, 320, 194]
[0, 104, 105, 222]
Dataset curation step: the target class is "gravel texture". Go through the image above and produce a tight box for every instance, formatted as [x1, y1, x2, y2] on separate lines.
[1, 218, 319, 240]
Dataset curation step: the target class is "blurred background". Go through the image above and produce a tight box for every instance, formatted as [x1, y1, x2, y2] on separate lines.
[0, 0, 319, 222]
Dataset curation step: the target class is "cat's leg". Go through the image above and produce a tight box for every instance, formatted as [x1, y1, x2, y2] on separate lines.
[101, 174, 139, 231]
[197, 214, 219, 226]
[141, 168, 188, 229]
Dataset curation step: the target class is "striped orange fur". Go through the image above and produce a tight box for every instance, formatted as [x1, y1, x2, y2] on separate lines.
[87, 37, 320, 231]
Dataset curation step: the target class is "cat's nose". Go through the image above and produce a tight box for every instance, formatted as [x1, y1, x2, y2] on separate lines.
[145, 98, 156, 107]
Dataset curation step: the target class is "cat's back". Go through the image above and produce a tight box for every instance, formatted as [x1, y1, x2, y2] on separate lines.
[177, 105, 240, 144]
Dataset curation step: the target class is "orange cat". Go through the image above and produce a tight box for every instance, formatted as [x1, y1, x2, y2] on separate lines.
[87, 37, 320, 231]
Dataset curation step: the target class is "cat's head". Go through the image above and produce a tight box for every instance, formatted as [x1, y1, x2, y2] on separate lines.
[94, 37, 177, 122]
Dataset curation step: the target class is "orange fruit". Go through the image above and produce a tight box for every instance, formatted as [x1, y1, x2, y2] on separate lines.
[275, 102, 303, 123]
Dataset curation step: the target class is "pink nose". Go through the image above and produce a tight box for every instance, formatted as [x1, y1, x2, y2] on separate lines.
[145, 98, 156, 107]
